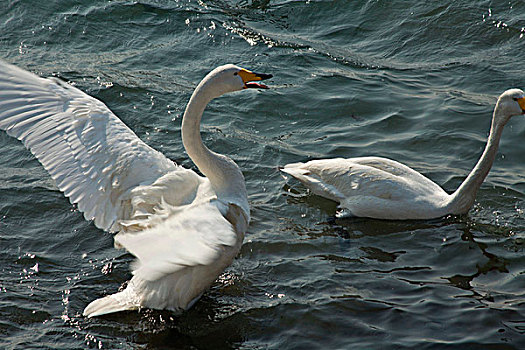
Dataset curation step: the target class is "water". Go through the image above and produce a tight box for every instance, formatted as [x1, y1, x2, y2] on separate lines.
[1, 0, 525, 348]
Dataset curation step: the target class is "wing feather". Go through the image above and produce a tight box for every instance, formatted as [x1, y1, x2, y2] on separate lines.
[0, 59, 178, 232]
[284, 157, 445, 201]
[114, 202, 239, 281]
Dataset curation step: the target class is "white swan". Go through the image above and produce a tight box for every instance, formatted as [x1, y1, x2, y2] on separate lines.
[282, 89, 525, 220]
[0, 60, 271, 317]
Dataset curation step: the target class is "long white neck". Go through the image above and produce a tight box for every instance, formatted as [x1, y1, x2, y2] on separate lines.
[181, 80, 249, 213]
[447, 108, 507, 214]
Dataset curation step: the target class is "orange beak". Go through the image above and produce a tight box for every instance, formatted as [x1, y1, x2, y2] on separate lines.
[518, 97, 525, 113]
[238, 69, 272, 89]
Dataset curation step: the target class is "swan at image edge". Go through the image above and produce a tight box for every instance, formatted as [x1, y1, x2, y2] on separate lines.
[282, 89, 525, 220]
[0, 59, 272, 316]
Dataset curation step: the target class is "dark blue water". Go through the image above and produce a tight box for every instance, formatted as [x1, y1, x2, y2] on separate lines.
[1, 0, 525, 348]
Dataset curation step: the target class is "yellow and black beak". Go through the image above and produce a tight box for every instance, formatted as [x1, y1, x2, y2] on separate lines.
[518, 96, 525, 113]
[238, 69, 273, 89]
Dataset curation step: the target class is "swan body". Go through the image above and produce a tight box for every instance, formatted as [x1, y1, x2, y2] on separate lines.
[0, 60, 271, 316]
[282, 89, 525, 220]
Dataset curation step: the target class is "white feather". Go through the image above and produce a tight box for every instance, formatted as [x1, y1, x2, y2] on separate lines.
[115, 201, 237, 281]
[0, 61, 177, 232]
[0, 60, 267, 316]
[283, 157, 450, 220]
[282, 89, 525, 220]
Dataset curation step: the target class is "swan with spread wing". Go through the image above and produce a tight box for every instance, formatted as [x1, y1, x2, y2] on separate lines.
[282, 89, 525, 220]
[0, 60, 271, 317]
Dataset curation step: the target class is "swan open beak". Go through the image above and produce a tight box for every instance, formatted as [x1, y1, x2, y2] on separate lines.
[518, 97, 525, 113]
[238, 69, 272, 89]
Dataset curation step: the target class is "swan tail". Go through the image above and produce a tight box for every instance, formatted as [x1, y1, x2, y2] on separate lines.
[281, 162, 345, 203]
[281, 162, 323, 189]
[83, 289, 139, 318]
[280, 163, 310, 177]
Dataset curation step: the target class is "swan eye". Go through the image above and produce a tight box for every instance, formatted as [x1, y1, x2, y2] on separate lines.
[234, 72, 238, 76]
[513, 97, 518, 101]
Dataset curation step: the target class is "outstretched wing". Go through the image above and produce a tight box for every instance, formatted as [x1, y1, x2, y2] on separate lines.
[114, 201, 243, 281]
[0, 59, 178, 232]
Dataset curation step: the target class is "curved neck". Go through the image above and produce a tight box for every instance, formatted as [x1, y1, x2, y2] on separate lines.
[182, 84, 213, 171]
[181, 82, 248, 212]
[448, 109, 506, 213]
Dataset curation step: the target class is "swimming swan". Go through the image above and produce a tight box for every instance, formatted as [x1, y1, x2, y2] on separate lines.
[0, 60, 272, 317]
[282, 89, 525, 220]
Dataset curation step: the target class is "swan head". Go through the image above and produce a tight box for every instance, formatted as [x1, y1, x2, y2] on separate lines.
[494, 88, 525, 124]
[200, 64, 272, 99]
